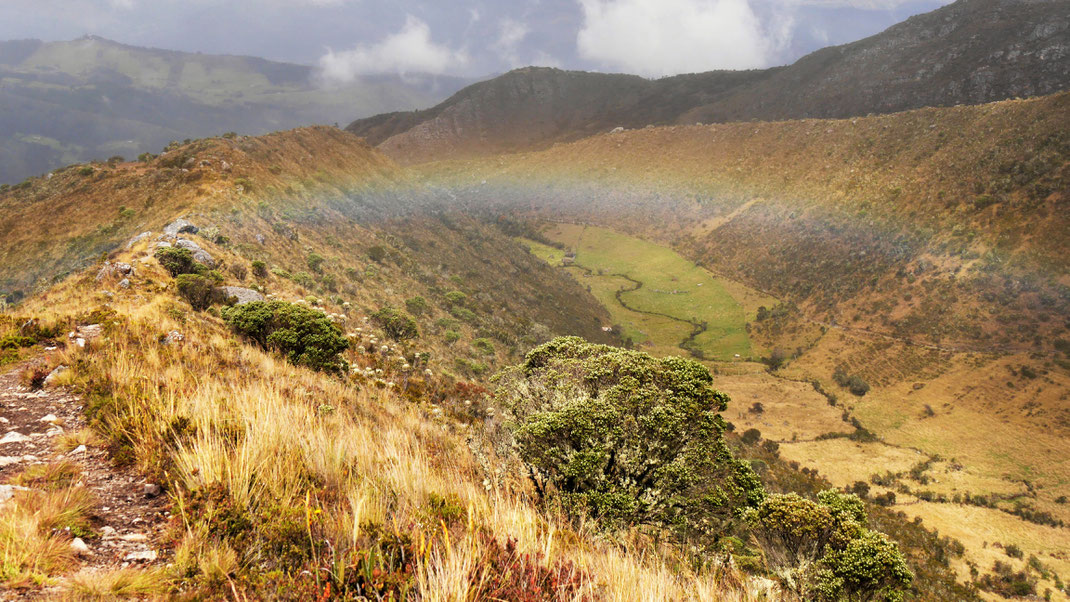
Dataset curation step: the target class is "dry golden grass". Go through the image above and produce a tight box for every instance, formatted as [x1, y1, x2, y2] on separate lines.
[0, 487, 94, 587]
[6, 249, 782, 600]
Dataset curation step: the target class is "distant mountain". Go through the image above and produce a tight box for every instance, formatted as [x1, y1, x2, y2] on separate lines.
[347, 0, 1069, 164]
[0, 36, 475, 183]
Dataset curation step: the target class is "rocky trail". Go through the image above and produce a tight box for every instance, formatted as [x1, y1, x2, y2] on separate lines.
[0, 357, 169, 598]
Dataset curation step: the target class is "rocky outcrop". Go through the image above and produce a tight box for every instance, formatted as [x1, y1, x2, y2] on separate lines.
[214, 286, 264, 306]
[174, 238, 216, 268]
[163, 218, 198, 237]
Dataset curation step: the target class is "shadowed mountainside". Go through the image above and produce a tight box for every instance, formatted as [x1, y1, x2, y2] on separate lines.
[347, 0, 1069, 164]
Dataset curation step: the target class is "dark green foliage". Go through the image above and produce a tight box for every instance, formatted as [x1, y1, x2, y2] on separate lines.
[367, 245, 388, 263]
[175, 274, 213, 311]
[404, 296, 428, 315]
[741, 428, 762, 445]
[1004, 543, 1023, 559]
[251, 260, 268, 278]
[495, 337, 764, 539]
[155, 247, 204, 277]
[833, 364, 870, 396]
[371, 307, 419, 341]
[306, 252, 325, 273]
[472, 338, 495, 355]
[0, 333, 37, 350]
[444, 290, 467, 307]
[222, 301, 349, 373]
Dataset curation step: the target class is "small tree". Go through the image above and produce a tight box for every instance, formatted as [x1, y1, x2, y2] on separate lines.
[175, 274, 213, 310]
[371, 307, 419, 341]
[155, 247, 202, 277]
[814, 530, 913, 602]
[222, 301, 349, 372]
[494, 337, 764, 539]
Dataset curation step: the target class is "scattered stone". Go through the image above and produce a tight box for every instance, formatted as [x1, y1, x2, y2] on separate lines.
[101, 526, 117, 538]
[121, 533, 148, 542]
[214, 286, 264, 306]
[0, 431, 30, 444]
[0, 456, 19, 467]
[39, 414, 59, 423]
[175, 239, 216, 268]
[162, 331, 184, 345]
[75, 338, 86, 348]
[255, 234, 266, 245]
[0, 484, 29, 503]
[144, 483, 162, 498]
[155, 241, 172, 249]
[80, 324, 104, 340]
[43, 365, 68, 386]
[164, 218, 198, 236]
[118, 278, 131, 289]
[68, 444, 88, 456]
[126, 231, 152, 249]
[123, 550, 158, 562]
[70, 537, 91, 556]
[95, 262, 134, 282]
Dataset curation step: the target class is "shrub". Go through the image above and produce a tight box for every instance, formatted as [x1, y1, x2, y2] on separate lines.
[251, 260, 268, 278]
[472, 338, 495, 355]
[444, 330, 461, 344]
[155, 247, 203, 277]
[222, 301, 349, 373]
[0, 333, 37, 350]
[306, 252, 325, 273]
[404, 296, 428, 316]
[371, 307, 419, 341]
[494, 337, 764, 538]
[741, 428, 762, 445]
[847, 375, 870, 396]
[367, 245, 388, 263]
[175, 274, 213, 311]
[228, 263, 247, 281]
[814, 530, 914, 602]
[444, 290, 468, 307]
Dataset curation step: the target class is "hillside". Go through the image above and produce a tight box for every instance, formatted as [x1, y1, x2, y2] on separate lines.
[0, 125, 983, 600]
[347, 0, 1069, 164]
[0, 36, 472, 184]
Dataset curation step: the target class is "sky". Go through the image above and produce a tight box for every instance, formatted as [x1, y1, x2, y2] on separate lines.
[0, 0, 951, 79]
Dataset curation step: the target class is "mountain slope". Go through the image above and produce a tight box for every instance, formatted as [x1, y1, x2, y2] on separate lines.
[0, 36, 473, 184]
[347, 0, 1069, 164]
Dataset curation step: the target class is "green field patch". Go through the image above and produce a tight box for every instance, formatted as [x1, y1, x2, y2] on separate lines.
[521, 223, 775, 360]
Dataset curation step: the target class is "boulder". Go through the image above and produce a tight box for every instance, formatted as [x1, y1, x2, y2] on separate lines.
[94, 261, 133, 282]
[174, 239, 216, 268]
[162, 331, 184, 345]
[215, 286, 264, 306]
[125, 231, 152, 249]
[164, 218, 198, 236]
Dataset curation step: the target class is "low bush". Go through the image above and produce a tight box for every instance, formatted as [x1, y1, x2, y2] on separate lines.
[222, 301, 349, 373]
[371, 307, 419, 341]
[155, 247, 204, 277]
[176, 274, 213, 311]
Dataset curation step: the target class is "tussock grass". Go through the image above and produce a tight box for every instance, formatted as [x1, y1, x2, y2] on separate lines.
[0, 487, 94, 587]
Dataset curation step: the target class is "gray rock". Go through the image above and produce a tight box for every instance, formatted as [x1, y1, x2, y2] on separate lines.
[124, 550, 158, 562]
[43, 365, 68, 386]
[80, 324, 103, 340]
[0, 432, 30, 444]
[144, 483, 162, 498]
[255, 234, 266, 245]
[126, 231, 152, 249]
[154, 241, 172, 249]
[215, 286, 264, 306]
[164, 218, 198, 236]
[0, 484, 29, 503]
[162, 331, 184, 345]
[175, 239, 216, 268]
[95, 261, 133, 282]
[70, 537, 91, 556]
[118, 278, 131, 289]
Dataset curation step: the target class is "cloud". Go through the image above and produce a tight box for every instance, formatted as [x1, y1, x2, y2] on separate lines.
[576, 0, 789, 76]
[494, 18, 531, 67]
[317, 15, 467, 82]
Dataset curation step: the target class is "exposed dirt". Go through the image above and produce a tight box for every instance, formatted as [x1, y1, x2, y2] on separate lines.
[0, 357, 170, 597]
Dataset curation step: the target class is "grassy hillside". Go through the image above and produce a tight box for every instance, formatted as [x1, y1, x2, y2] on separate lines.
[0, 36, 472, 184]
[0, 125, 982, 600]
[402, 92, 1070, 600]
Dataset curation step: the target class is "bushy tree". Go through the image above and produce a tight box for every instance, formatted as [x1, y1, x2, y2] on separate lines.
[371, 307, 419, 341]
[175, 274, 213, 311]
[494, 337, 764, 539]
[745, 490, 912, 600]
[222, 301, 349, 372]
[155, 247, 203, 277]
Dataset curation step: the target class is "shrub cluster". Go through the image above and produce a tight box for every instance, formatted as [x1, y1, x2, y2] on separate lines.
[371, 307, 419, 341]
[494, 337, 764, 540]
[222, 301, 349, 372]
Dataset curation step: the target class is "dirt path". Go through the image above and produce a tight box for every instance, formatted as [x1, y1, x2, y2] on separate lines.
[0, 358, 169, 597]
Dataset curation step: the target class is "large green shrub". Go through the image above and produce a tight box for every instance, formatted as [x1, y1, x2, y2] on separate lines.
[371, 307, 419, 341]
[494, 337, 763, 537]
[745, 490, 912, 600]
[175, 274, 213, 311]
[222, 301, 349, 373]
[155, 247, 204, 277]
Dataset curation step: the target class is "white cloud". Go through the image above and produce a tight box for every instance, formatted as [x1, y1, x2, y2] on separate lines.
[317, 15, 467, 82]
[494, 18, 531, 67]
[576, 0, 788, 77]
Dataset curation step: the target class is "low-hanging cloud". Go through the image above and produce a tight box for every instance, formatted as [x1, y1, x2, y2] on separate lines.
[317, 15, 467, 82]
[577, 0, 788, 77]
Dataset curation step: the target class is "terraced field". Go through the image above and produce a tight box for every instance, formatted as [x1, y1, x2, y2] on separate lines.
[521, 223, 776, 361]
